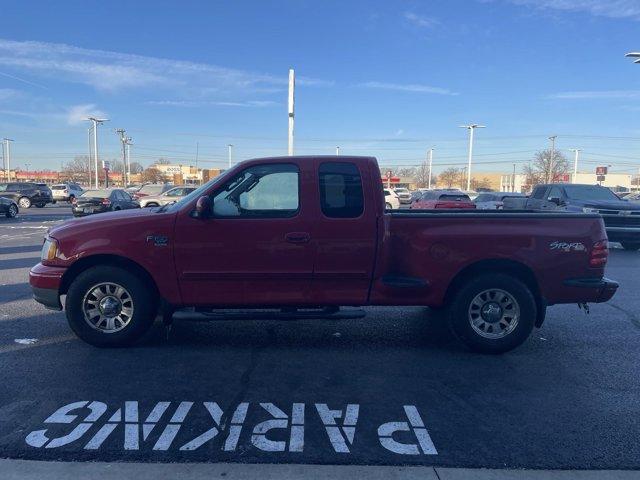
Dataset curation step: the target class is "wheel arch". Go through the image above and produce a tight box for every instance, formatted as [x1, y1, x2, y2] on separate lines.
[60, 254, 160, 299]
[443, 258, 546, 327]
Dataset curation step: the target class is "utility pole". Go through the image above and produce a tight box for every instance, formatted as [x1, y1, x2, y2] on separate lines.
[87, 127, 93, 186]
[116, 129, 127, 186]
[427, 148, 434, 189]
[288, 68, 295, 156]
[227, 144, 233, 169]
[571, 149, 580, 183]
[125, 137, 132, 186]
[336, 146, 340, 156]
[86, 117, 108, 188]
[548, 135, 557, 183]
[3, 138, 13, 182]
[459, 124, 485, 191]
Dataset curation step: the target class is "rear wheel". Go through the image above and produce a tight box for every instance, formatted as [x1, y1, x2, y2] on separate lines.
[448, 273, 536, 354]
[621, 242, 640, 251]
[18, 197, 31, 209]
[145, 202, 159, 208]
[5, 204, 18, 218]
[385, 202, 392, 210]
[65, 266, 157, 347]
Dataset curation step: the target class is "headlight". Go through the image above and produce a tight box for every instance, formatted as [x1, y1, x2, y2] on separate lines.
[582, 207, 599, 214]
[41, 237, 58, 261]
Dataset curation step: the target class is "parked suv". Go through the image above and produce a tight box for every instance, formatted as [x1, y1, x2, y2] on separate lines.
[0, 182, 53, 208]
[393, 187, 412, 205]
[522, 184, 640, 250]
[51, 183, 84, 202]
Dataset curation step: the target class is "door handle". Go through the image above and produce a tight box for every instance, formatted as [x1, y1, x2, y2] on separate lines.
[285, 232, 311, 244]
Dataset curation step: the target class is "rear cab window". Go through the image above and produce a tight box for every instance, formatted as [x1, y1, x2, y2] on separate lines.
[318, 162, 364, 218]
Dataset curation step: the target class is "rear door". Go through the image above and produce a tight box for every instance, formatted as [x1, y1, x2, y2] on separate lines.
[310, 160, 377, 304]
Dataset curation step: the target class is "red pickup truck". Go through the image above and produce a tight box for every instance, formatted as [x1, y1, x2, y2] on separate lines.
[30, 156, 618, 353]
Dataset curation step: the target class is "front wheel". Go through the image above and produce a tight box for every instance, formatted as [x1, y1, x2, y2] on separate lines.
[65, 266, 157, 347]
[621, 242, 640, 251]
[6, 204, 18, 218]
[448, 273, 536, 354]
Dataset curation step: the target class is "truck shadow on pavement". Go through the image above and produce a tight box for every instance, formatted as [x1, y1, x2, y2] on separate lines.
[135, 307, 462, 353]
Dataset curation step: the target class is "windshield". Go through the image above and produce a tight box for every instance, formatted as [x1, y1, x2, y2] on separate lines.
[564, 185, 619, 201]
[51, 185, 66, 190]
[439, 194, 471, 202]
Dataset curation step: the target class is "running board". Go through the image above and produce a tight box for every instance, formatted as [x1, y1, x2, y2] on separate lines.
[174, 306, 367, 322]
[381, 275, 428, 288]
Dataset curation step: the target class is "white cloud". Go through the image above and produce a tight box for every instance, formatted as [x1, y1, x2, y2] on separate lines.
[404, 12, 440, 28]
[489, 0, 640, 20]
[547, 90, 640, 99]
[66, 104, 108, 125]
[0, 39, 332, 96]
[359, 81, 458, 95]
[0, 88, 20, 101]
[145, 100, 278, 108]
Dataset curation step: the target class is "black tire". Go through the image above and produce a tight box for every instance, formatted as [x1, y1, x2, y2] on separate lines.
[35, 204, 45, 208]
[448, 273, 536, 354]
[18, 197, 31, 209]
[5, 204, 18, 218]
[621, 242, 640, 251]
[65, 266, 158, 347]
[385, 202, 392, 210]
[145, 203, 159, 208]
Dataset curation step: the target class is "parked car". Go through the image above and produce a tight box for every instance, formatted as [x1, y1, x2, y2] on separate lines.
[624, 192, 640, 203]
[0, 196, 18, 218]
[513, 183, 640, 251]
[71, 189, 140, 217]
[132, 184, 173, 200]
[411, 190, 476, 209]
[31, 155, 618, 354]
[51, 183, 84, 202]
[393, 187, 412, 205]
[474, 192, 526, 210]
[139, 185, 197, 208]
[383, 188, 400, 209]
[0, 182, 53, 208]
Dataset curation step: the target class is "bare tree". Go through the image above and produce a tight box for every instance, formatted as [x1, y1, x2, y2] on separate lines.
[130, 162, 144, 174]
[156, 158, 171, 165]
[523, 149, 570, 187]
[413, 162, 434, 188]
[62, 156, 91, 185]
[437, 167, 463, 188]
[471, 177, 492, 191]
[141, 167, 164, 183]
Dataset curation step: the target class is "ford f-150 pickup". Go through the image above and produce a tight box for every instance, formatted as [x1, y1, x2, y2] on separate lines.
[30, 156, 618, 353]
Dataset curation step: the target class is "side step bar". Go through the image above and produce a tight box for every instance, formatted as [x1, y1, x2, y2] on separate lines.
[174, 306, 367, 322]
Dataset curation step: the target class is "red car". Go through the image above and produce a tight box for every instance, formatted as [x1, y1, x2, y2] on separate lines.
[30, 156, 617, 353]
[411, 190, 476, 209]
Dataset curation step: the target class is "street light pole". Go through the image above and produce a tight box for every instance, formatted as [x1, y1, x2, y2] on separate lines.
[288, 68, 295, 156]
[427, 148, 434, 190]
[336, 146, 340, 156]
[86, 117, 108, 188]
[459, 124, 485, 191]
[571, 149, 580, 183]
[3, 138, 13, 182]
[549, 135, 557, 183]
[227, 144, 233, 169]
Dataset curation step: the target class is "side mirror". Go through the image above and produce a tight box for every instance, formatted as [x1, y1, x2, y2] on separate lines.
[193, 196, 212, 219]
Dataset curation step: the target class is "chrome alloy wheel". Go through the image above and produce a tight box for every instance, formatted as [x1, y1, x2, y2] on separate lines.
[82, 282, 134, 333]
[468, 288, 520, 339]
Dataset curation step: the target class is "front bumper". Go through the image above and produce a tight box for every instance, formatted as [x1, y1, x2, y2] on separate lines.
[562, 277, 619, 303]
[29, 263, 66, 310]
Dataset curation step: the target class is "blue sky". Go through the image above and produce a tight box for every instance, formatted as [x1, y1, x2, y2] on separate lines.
[0, 0, 639, 174]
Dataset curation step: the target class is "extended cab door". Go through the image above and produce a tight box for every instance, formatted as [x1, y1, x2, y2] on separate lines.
[173, 161, 315, 306]
[309, 159, 378, 305]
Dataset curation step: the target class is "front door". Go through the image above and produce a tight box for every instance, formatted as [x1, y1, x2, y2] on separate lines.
[173, 161, 315, 306]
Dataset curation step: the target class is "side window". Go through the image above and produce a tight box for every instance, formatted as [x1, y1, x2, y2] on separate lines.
[167, 188, 182, 197]
[113, 191, 124, 201]
[319, 162, 364, 218]
[532, 187, 547, 199]
[212, 163, 299, 218]
[475, 194, 489, 202]
[547, 187, 563, 200]
[121, 191, 132, 201]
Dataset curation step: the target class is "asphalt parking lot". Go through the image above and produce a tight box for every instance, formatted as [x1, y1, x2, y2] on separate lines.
[0, 204, 639, 470]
